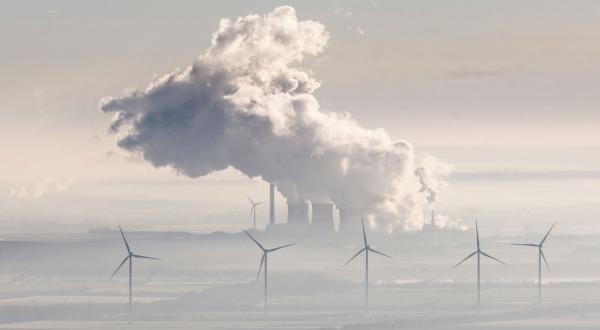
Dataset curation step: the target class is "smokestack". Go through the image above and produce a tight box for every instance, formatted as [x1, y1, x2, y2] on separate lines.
[311, 202, 334, 232]
[269, 183, 275, 226]
[287, 201, 309, 225]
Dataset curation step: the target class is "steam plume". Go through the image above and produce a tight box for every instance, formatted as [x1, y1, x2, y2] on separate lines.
[101, 6, 456, 231]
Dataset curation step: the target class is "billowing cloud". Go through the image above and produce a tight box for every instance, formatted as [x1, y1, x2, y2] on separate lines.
[101, 6, 459, 231]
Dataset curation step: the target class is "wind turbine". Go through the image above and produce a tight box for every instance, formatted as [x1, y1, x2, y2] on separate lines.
[244, 230, 294, 317]
[343, 219, 392, 308]
[110, 226, 160, 323]
[453, 221, 505, 310]
[511, 222, 556, 304]
[247, 196, 264, 231]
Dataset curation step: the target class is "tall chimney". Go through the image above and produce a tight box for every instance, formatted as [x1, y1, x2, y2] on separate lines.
[269, 183, 275, 226]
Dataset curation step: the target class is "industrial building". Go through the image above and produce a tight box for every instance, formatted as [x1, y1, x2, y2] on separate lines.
[268, 183, 339, 232]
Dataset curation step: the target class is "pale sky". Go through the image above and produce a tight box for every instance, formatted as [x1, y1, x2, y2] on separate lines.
[1, 1, 599, 234]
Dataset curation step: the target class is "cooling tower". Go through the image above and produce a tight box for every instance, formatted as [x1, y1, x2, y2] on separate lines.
[287, 201, 309, 225]
[336, 205, 361, 233]
[338, 206, 346, 232]
[311, 202, 334, 231]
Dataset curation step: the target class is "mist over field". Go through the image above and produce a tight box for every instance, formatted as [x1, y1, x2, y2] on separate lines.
[2, 228, 600, 329]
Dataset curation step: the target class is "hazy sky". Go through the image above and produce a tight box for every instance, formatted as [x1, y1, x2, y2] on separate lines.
[1, 1, 599, 233]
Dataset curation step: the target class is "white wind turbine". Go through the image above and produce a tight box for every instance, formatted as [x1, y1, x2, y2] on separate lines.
[244, 230, 295, 317]
[453, 221, 505, 311]
[247, 196, 264, 231]
[511, 222, 556, 304]
[343, 219, 392, 308]
[110, 226, 160, 323]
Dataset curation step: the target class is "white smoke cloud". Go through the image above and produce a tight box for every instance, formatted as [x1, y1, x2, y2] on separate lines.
[414, 154, 453, 205]
[9, 179, 72, 199]
[414, 155, 465, 230]
[100, 6, 458, 231]
[334, 5, 353, 17]
[433, 213, 468, 231]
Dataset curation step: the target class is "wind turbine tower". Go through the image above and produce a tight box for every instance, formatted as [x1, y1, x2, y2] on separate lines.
[343, 219, 392, 308]
[453, 221, 505, 311]
[110, 226, 160, 323]
[247, 196, 264, 231]
[512, 222, 556, 304]
[244, 231, 295, 316]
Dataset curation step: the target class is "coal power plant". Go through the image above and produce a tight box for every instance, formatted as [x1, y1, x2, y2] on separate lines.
[266, 183, 446, 235]
[268, 184, 341, 233]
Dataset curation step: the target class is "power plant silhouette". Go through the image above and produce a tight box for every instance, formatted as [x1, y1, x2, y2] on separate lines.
[263, 183, 439, 234]
[266, 183, 362, 233]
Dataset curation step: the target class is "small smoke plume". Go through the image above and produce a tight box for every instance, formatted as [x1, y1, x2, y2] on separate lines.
[415, 155, 465, 230]
[9, 179, 72, 199]
[101, 6, 457, 231]
[414, 155, 452, 205]
[433, 213, 468, 231]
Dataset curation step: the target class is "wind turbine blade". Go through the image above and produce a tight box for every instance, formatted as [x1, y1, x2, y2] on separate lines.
[368, 247, 392, 259]
[110, 256, 129, 279]
[511, 243, 538, 247]
[452, 251, 476, 269]
[475, 221, 480, 250]
[255, 202, 264, 206]
[541, 250, 551, 272]
[249, 206, 255, 217]
[361, 218, 368, 247]
[132, 254, 161, 261]
[480, 251, 506, 265]
[119, 226, 131, 253]
[268, 243, 295, 252]
[540, 222, 556, 245]
[257, 253, 265, 280]
[244, 230, 265, 251]
[344, 248, 366, 266]
[247, 196, 254, 205]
